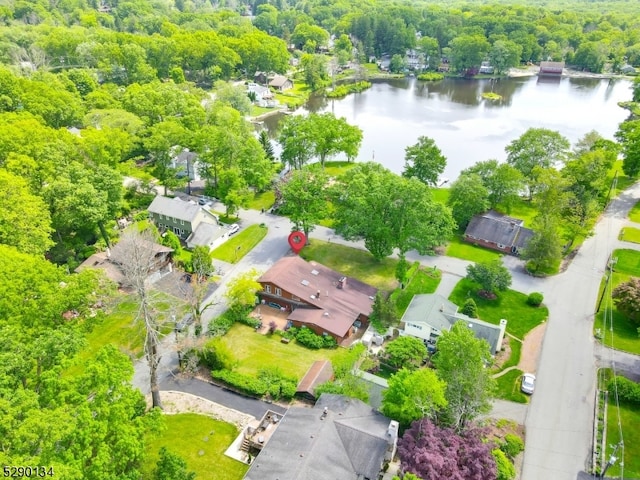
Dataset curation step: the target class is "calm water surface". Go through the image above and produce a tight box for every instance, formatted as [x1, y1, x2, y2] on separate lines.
[263, 76, 633, 181]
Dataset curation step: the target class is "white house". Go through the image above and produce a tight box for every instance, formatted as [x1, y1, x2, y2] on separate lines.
[170, 148, 202, 182]
[401, 294, 507, 354]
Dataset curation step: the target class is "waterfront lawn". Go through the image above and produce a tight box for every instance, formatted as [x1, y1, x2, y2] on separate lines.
[301, 239, 399, 291]
[629, 200, 640, 223]
[613, 249, 640, 277]
[311, 160, 357, 178]
[620, 227, 640, 244]
[211, 224, 267, 264]
[494, 368, 528, 403]
[221, 323, 343, 380]
[593, 272, 640, 354]
[448, 278, 548, 340]
[247, 190, 275, 211]
[445, 235, 503, 263]
[605, 401, 640, 479]
[390, 268, 441, 317]
[142, 413, 247, 480]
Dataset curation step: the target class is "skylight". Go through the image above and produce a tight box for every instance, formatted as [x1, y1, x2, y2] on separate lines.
[301, 279, 310, 286]
[311, 269, 319, 276]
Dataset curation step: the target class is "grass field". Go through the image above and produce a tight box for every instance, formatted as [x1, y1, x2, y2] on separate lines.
[445, 235, 503, 263]
[313, 160, 357, 178]
[605, 401, 640, 479]
[496, 337, 522, 372]
[594, 272, 640, 354]
[221, 323, 344, 380]
[300, 239, 399, 291]
[494, 369, 528, 403]
[629, 200, 640, 223]
[448, 278, 548, 339]
[620, 227, 640, 244]
[247, 190, 275, 211]
[142, 414, 247, 480]
[211, 224, 268, 264]
[390, 268, 441, 317]
[613, 248, 640, 277]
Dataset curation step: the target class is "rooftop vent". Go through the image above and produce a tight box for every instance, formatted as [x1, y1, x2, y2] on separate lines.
[301, 279, 310, 286]
[337, 276, 347, 289]
[311, 269, 319, 276]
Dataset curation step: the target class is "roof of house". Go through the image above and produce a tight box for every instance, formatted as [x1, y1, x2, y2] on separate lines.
[269, 74, 291, 87]
[244, 394, 393, 480]
[401, 294, 505, 353]
[258, 256, 377, 338]
[187, 221, 226, 247]
[464, 211, 533, 249]
[296, 360, 334, 398]
[402, 294, 459, 333]
[148, 195, 205, 223]
[540, 61, 565, 68]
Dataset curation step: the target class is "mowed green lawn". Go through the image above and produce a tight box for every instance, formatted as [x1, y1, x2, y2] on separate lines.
[629, 200, 640, 223]
[620, 227, 640, 244]
[142, 414, 247, 480]
[445, 235, 503, 263]
[606, 401, 640, 479]
[301, 239, 399, 291]
[448, 278, 548, 340]
[494, 368, 528, 403]
[613, 248, 640, 277]
[211, 224, 268, 264]
[594, 272, 640, 354]
[247, 190, 275, 211]
[222, 323, 344, 380]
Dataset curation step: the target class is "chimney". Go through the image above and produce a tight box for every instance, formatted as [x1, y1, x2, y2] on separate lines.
[316, 289, 321, 299]
[385, 420, 399, 461]
[337, 276, 347, 289]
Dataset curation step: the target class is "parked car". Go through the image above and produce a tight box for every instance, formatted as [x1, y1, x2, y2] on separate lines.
[521, 373, 536, 394]
[228, 223, 240, 235]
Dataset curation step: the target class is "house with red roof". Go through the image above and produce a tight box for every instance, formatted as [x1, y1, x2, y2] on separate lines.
[257, 256, 377, 344]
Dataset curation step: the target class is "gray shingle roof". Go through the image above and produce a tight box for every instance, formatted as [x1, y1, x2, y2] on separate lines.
[187, 221, 226, 247]
[148, 196, 201, 223]
[244, 394, 392, 480]
[465, 211, 533, 250]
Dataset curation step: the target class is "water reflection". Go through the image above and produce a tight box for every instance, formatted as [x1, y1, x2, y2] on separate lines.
[261, 76, 632, 180]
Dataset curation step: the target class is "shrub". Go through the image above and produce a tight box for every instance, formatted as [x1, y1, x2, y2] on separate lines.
[461, 298, 478, 318]
[295, 326, 324, 349]
[198, 338, 237, 371]
[493, 448, 516, 480]
[608, 376, 640, 404]
[323, 334, 338, 349]
[526, 292, 544, 307]
[207, 311, 235, 337]
[500, 433, 524, 459]
[417, 72, 444, 81]
[211, 369, 268, 396]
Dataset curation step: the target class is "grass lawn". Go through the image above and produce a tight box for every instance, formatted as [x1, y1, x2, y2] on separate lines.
[173, 248, 192, 267]
[605, 401, 640, 479]
[247, 190, 275, 211]
[211, 224, 268, 264]
[250, 105, 274, 117]
[390, 268, 441, 317]
[593, 272, 640, 354]
[620, 227, 640, 244]
[613, 248, 640, 277]
[608, 160, 635, 198]
[448, 278, 548, 339]
[629, 200, 640, 223]
[221, 323, 344, 380]
[501, 198, 537, 227]
[445, 235, 503, 263]
[309, 160, 357, 178]
[142, 413, 247, 480]
[300, 239, 399, 291]
[494, 368, 528, 403]
[496, 337, 522, 372]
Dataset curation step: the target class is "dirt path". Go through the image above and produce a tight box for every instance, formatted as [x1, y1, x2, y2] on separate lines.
[518, 322, 547, 374]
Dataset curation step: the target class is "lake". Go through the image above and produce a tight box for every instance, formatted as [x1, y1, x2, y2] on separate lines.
[262, 75, 633, 181]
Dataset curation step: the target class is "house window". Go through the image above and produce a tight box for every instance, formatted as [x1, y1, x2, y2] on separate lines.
[265, 285, 271, 293]
[180, 220, 184, 225]
[158, 223, 163, 229]
[275, 287, 282, 296]
[180, 229, 185, 236]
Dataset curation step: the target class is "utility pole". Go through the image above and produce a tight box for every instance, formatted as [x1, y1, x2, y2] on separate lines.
[600, 441, 622, 479]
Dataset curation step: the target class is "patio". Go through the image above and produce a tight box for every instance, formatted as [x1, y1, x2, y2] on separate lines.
[250, 305, 290, 335]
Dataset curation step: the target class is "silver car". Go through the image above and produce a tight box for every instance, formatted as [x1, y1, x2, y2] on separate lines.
[521, 373, 536, 394]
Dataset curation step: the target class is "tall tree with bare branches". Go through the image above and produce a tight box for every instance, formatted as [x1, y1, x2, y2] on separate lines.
[112, 229, 165, 409]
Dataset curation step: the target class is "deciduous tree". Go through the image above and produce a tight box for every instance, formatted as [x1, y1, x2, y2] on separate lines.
[615, 119, 640, 178]
[447, 173, 490, 230]
[155, 448, 195, 480]
[521, 215, 563, 273]
[382, 368, 447, 427]
[612, 278, 640, 326]
[433, 322, 496, 431]
[402, 136, 447, 187]
[280, 168, 329, 241]
[466, 260, 512, 297]
[225, 269, 261, 317]
[462, 160, 523, 210]
[398, 418, 496, 480]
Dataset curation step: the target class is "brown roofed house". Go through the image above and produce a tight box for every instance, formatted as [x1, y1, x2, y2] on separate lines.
[296, 360, 334, 401]
[257, 256, 376, 344]
[539, 61, 565, 76]
[269, 74, 293, 92]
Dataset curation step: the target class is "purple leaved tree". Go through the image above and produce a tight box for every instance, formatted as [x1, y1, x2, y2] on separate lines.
[397, 418, 496, 480]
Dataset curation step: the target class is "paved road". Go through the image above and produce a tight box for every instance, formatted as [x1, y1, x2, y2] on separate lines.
[162, 376, 286, 418]
[521, 182, 640, 480]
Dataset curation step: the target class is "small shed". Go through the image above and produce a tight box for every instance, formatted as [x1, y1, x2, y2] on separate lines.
[539, 61, 564, 76]
[269, 75, 293, 92]
[296, 360, 334, 401]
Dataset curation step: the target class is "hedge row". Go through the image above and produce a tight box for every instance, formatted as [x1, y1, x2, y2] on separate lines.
[608, 376, 640, 405]
[211, 368, 297, 400]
